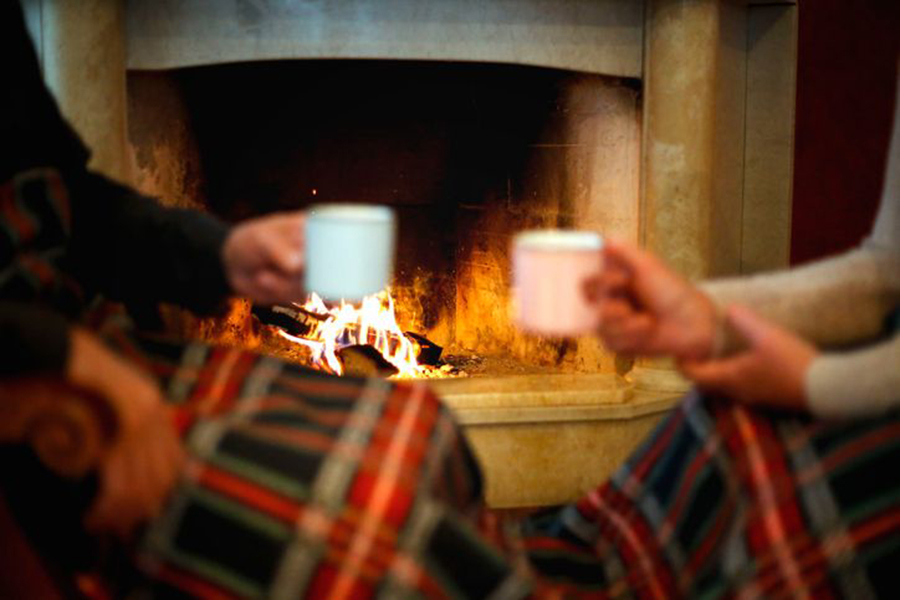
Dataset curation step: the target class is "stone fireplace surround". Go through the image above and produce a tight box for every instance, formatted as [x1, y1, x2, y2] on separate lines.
[25, 0, 798, 507]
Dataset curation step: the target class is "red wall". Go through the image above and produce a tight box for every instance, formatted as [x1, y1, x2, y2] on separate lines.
[791, 0, 899, 265]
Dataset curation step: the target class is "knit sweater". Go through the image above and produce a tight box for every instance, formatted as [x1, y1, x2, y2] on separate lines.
[702, 88, 900, 418]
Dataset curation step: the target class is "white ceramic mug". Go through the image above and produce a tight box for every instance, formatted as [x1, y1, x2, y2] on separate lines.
[511, 229, 604, 336]
[304, 204, 396, 302]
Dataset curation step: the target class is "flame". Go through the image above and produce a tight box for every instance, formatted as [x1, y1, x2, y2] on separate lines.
[276, 289, 434, 378]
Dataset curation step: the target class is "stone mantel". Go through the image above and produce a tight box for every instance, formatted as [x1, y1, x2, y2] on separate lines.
[125, 0, 644, 77]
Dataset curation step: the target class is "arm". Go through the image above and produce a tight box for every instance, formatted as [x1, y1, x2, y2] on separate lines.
[590, 241, 898, 417]
[3, 4, 305, 315]
[703, 71, 900, 350]
[701, 246, 900, 349]
[65, 172, 310, 312]
[65, 170, 231, 315]
[806, 334, 900, 417]
[2, 2, 230, 314]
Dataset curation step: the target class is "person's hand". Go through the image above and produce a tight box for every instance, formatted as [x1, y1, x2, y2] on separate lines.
[585, 240, 718, 361]
[66, 328, 185, 539]
[678, 305, 818, 411]
[222, 211, 306, 305]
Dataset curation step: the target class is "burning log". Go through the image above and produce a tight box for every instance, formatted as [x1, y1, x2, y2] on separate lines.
[337, 345, 399, 378]
[405, 332, 442, 367]
[253, 301, 444, 367]
[251, 304, 326, 338]
[251, 290, 456, 378]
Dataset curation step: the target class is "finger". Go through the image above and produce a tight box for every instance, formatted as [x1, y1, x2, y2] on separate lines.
[601, 314, 655, 353]
[265, 235, 305, 276]
[254, 269, 308, 304]
[252, 270, 293, 303]
[600, 267, 630, 292]
[278, 212, 307, 241]
[583, 274, 603, 303]
[725, 304, 772, 348]
[591, 266, 631, 301]
[679, 355, 752, 394]
[603, 239, 652, 275]
[272, 213, 307, 271]
[599, 298, 641, 325]
[132, 424, 175, 519]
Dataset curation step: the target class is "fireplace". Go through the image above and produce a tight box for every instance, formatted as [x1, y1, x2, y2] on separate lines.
[127, 59, 641, 383]
[30, 0, 799, 506]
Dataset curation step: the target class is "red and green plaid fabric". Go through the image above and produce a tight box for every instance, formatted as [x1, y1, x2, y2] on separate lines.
[129, 339, 529, 599]
[126, 337, 900, 598]
[0, 168, 84, 314]
[6, 168, 898, 596]
[515, 393, 900, 598]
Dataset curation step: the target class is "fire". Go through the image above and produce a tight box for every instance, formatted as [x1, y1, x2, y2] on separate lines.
[276, 289, 436, 378]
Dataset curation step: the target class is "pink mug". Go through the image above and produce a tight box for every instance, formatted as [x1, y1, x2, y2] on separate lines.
[511, 230, 604, 336]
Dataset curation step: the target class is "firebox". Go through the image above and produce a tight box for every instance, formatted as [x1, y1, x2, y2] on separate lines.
[31, 0, 799, 506]
[127, 60, 641, 383]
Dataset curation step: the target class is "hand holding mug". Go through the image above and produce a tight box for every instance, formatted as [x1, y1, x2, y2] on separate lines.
[584, 239, 718, 361]
[223, 211, 307, 305]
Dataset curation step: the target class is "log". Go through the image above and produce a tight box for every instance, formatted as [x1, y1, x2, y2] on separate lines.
[255, 303, 445, 370]
[404, 332, 442, 366]
[337, 345, 398, 378]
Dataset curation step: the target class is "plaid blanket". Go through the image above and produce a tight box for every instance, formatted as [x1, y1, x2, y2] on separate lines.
[516, 393, 900, 598]
[125, 336, 900, 599]
[0, 167, 84, 315]
[5, 168, 898, 596]
[128, 338, 528, 599]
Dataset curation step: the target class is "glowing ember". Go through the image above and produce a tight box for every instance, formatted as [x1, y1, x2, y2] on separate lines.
[276, 289, 438, 378]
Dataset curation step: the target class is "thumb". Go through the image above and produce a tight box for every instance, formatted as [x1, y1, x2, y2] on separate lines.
[603, 239, 645, 273]
[267, 237, 303, 274]
[725, 304, 773, 349]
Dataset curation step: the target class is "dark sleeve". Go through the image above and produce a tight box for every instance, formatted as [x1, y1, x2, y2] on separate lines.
[65, 170, 232, 315]
[0, 302, 70, 376]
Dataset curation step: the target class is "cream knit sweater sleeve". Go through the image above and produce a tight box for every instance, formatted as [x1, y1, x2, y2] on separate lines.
[700, 88, 900, 418]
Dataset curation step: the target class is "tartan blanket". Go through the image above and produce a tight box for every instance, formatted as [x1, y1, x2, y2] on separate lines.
[516, 393, 900, 598]
[0, 167, 85, 315]
[125, 336, 900, 598]
[5, 169, 897, 597]
[128, 338, 526, 599]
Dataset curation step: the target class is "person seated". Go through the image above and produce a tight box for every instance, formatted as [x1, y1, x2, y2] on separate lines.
[1, 4, 484, 597]
[525, 62, 900, 597]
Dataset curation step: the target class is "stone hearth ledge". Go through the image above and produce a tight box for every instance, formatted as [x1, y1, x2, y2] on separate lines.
[428, 374, 680, 507]
[432, 373, 658, 424]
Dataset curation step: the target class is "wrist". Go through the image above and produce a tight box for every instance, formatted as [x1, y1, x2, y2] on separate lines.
[706, 299, 728, 359]
[681, 292, 720, 361]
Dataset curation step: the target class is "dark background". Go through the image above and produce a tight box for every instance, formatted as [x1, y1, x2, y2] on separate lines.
[791, 0, 899, 264]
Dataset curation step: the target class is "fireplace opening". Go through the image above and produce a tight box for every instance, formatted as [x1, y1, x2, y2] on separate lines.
[128, 60, 641, 379]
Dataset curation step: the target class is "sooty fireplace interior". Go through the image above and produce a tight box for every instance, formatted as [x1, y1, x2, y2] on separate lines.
[128, 60, 642, 380]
